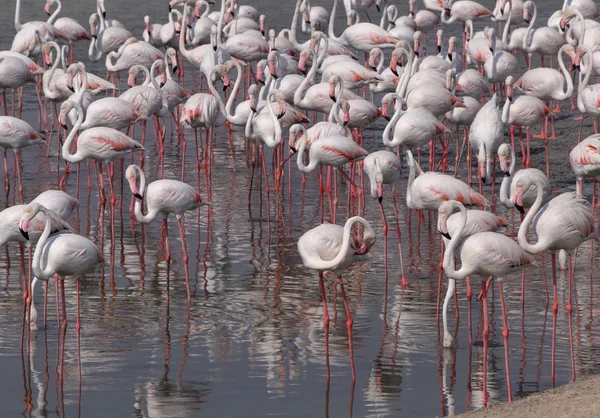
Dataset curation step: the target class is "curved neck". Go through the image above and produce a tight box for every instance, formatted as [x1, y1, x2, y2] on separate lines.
[405, 150, 420, 208]
[47, 43, 62, 92]
[523, 2, 537, 49]
[383, 96, 402, 147]
[31, 207, 58, 280]
[328, 0, 342, 43]
[517, 178, 548, 253]
[225, 62, 242, 120]
[296, 126, 317, 172]
[376, 49, 384, 73]
[316, 35, 330, 68]
[88, 34, 103, 61]
[501, 96, 511, 124]
[499, 145, 516, 208]
[105, 42, 129, 71]
[97, 3, 107, 29]
[149, 61, 161, 89]
[294, 50, 317, 107]
[47, 0, 62, 25]
[207, 69, 226, 115]
[179, 4, 192, 56]
[76, 66, 89, 105]
[396, 49, 414, 100]
[61, 102, 86, 162]
[328, 100, 343, 124]
[442, 204, 471, 280]
[501, 0, 512, 44]
[556, 48, 574, 100]
[265, 96, 283, 147]
[216, 0, 226, 47]
[132, 168, 156, 223]
[15, 0, 22, 32]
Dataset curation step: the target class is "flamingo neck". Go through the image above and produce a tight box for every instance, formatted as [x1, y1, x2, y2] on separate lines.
[383, 96, 403, 147]
[47, 0, 62, 25]
[61, 102, 85, 163]
[406, 150, 416, 208]
[523, 2, 537, 50]
[501, 0, 512, 45]
[517, 178, 547, 253]
[264, 95, 282, 148]
[216, 0, 226, 47]
[442, 203, 472, 280]
[290, 0, 301, 47]
[294, 50, 317, 107]
[225, 62, 242, 120]
[328, 0, 342, 44]
[557, 47, 574, 100]
[207, 68, 226, 116]
[296, 126, 317, 173]
[15, 0, 22, 32]
[46, 43, 62, 93]
[132, 167, 158, 224]
[31, 206, 58, 280]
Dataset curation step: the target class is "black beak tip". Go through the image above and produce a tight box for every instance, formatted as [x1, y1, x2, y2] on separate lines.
[251, 106, 257, 113]
[290, 146, 297, 153]
[376, 5, 380, 12]
[102, 11, 106, 18]
[46, 11, 51, 16]
[61, 123, 68, 130]
[481, 177, 487, 184]
[92, 34, 97, 39]
[437, 46, 442, 53]
[515, 204, 525, 214]
[369, 65, 377, 71]
[133, 193, 143, 199]
[391, 69, 398, 76]
[448, 53, 452, 61]
[329, 95, 336, 102]
[20, 228, 29, 241]
[172, 66, 178, 74]
[383, 115, 390, 121]
[277, 111, 286, 119]
[415, 51, 419, 58]
[68, 86, 74, 92]
[441, 231, 451, 240]
[503, 170, 511, 176]
[343, 121, 349, 126]
[378, 196, 383, 203]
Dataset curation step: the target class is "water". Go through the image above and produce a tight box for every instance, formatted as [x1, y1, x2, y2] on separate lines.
[1, 0, 600, 417]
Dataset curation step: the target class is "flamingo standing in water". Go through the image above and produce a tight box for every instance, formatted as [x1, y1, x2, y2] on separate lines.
[61, 100, 144, 205]
[570, 134, 600, 198]
[125, 164, 210, 303]
[19, 202, 103, 333]
[512, 177, 597, 386]
[45, 0, 91, 61]
[0, 116, 46, 200]
[439, 199, 534, 405]
[363, 150, 408, 287]
[297, 215, 376, 381]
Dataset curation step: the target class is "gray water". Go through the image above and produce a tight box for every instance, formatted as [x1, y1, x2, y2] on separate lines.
[1, 0, 600, 417]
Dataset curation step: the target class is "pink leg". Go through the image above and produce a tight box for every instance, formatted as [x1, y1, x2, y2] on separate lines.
[318, 272, 331, 380]
[177, 217, 191, 303]
[498, 281, 513, 402]
[337, 275, 356, 381]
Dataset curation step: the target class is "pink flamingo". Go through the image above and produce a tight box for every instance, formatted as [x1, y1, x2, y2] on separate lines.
[45, 0, 91, 61]
[61, 100, 145, 204]
[522, 1, 566, 69]
[439, 199, 534, 405]
[125, 164, 210, 303]
[502, 76, 553, 172]
[469, 94, 503, 191]
[512, 178, 597, 385]
[363, 150, 408, 287]
[0, 116, 45, 200]
[0, 57, 36, 117]
[105, 38, 163, 86]
[570, 134, 600, 198]
[19, 202, 103, 333]
[297, 215, 376, 381]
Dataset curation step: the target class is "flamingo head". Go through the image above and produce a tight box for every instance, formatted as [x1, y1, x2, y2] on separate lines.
[58, 101, 73, 129]
[498, 143, 512, 175]
[447, 36, 457, 61]
[300, 2, 311, 24]
[42, 43, 53, 66]
[505, 75, 514, 101]
[248, 84, 260, 106]
[44, 0, 53, 16]
[511, 181, 528, 214]
[389, 49, 402, 76]
[354, 226, 376, 256]
[477, 145, 487, 183]
[570, 45, 582, 71]
[267, 50, 278, 79]
[298, 48, 310, 73]
[409, 0, 416, 16]
[18, 202, 44, 241]
[523, 3, 532, 24]
[166, 48, 178, 74]
[288, 123, 304, 152]
[89, 14, 99, 38]
[436, 29, 444, 54]
[341, 101, 351, 126]
[272, 91, 286, 119]
[127, 67, 139, 88]
[255, 60, 266, 84]
[98, 0, 107, 18]
[368, 48, 380, 71]
[413, 31, 422, 57]
[194, 2, 202, 19]
[380, 93, 394, 121]
[259, 15, 266, 37]
[125, 165, 143, 199]
[437, 201, 457, 240]
[328, 75, 340, 102]
[144, 15, 152, 36]
[373, 158, 384, 202]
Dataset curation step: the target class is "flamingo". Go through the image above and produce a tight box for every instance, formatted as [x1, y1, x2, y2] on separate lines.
[575, 45, 600, 141]
[469, 94, 504, 193]
[300, 0, 329, 33]
[297, 215, 376, 381]
[142, 15, 164, 48]
[0, 56, 36, 117]
[483, 26, 518, 85]
[96, 0, 126, 28]
[61, 100, 145, 204]
[19, 202, 103, 332]
[522, 1, 566, 69]
[446, 96, 481, 175]
[570, 134, 600, 198]
[502, 75, 553, 172]
[512, 177, 597, 385]
[498, 143, 551, 210]
[12, 0, 68, 57]
[328, 0, 398, 54]
[189, 2, 215, 46]
[88, 13, 134, 61]
[439, 199, 534, 404]
[0, 116, 45, 199]
[363, 150, 407, 287]
[125, 164, 210, 303]
[45, 0, 91, 52]
[454, 69, 491, 99]
[406, 149, 488, 221]
[105, 38, 164, 83]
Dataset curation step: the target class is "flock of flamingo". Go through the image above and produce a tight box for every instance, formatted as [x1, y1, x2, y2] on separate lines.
[2, 0, 600, 410]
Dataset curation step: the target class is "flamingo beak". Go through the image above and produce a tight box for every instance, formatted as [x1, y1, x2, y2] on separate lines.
[222, 74, 231, 91]
[44, 3, 51, 15]
[478, 162, 486, 183]
[20, 228, 29, 240]
[514, 203, 525, 214]
[19, 218, 30, 241]
[440, 231, 451, 240]
[343, 111, 350, 126]
[381, 103, 389, 120]
[278, 103, 286, 119]
[512, 189, 525, 213]
[377, 183, 383, 203]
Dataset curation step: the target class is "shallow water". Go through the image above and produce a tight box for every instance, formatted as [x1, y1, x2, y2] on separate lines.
[1, 1, 600, 417]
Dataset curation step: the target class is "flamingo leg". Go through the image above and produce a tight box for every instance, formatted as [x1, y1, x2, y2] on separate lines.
[391, 193, 407, 287]
[337, 275, 356, 381]
[481, 278, 490, 408]
[318, 272, 331, 381]
[498, 280, 513, 402]
[178, 217, 191, 304]
[75, 278, 81, 334]
[567, 253, 576, 382]
[442, 278, 455, 347]
[551, 252, 557, 388]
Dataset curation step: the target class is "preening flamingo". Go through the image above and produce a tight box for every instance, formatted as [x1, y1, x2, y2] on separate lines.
[512, 177, 597, 384]
[363, 150, 407, 286]
[569, 134, 600, 197]
[19, 202, 104, 332]
[439, 199, 534, 404]
[297, 215, 376, 380]
[125, 164, 210, 303]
